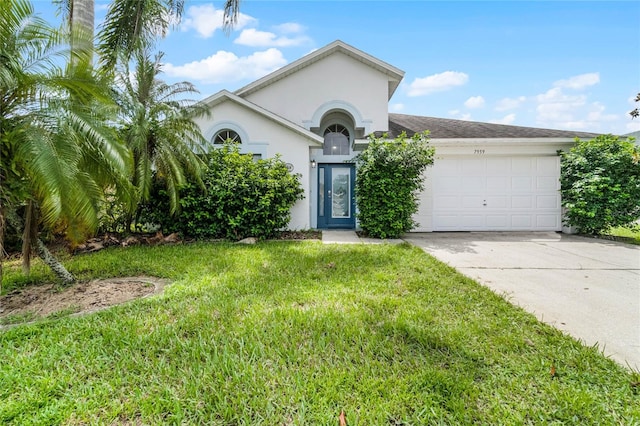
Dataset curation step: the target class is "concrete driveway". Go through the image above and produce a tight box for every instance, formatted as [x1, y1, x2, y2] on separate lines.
[403, 232, 640, 370]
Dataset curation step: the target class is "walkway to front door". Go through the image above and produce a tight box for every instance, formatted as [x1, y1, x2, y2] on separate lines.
[317, 164, 355, 229]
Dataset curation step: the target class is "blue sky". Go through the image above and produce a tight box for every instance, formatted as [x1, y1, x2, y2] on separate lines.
[35, 1, 640, 134]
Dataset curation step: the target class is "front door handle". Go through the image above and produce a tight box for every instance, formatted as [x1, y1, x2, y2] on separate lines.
[328, 190, 331, 198]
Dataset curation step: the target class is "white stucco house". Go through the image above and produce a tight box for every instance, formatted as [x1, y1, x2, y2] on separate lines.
[195, 40, 599, 232]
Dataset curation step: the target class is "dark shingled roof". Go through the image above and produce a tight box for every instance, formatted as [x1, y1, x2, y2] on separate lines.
[377, 113, 601, 139]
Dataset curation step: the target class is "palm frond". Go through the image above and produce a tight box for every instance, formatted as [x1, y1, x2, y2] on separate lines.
[2, 0, 131, 241]
[97, 0, 184, 69]
[222, 0, 241, 34]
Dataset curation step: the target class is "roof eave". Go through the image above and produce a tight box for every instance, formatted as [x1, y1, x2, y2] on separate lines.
[201, 90, 324, 146]
[429, 137, 583, 145]
[235, 40, 405, 99]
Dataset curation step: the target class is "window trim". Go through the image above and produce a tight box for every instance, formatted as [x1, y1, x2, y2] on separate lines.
[213, 129, 242, 145]
[323, 124, 350, 155]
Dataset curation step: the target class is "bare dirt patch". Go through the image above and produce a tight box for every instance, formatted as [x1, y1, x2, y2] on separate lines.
[0, 276, 168, 325]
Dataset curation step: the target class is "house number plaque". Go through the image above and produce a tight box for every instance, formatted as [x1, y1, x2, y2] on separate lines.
[474, 149, 486, 154]
[286, 163, 294, 172]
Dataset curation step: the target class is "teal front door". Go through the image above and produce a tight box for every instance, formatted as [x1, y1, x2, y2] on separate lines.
[317, 164, 356, 229]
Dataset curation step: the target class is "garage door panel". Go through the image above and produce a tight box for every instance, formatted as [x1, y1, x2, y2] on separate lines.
[461, 176, 484, 192]
[511, 158, 533, 174]
[462, 196, 484, 208]
[434, 158, 459, 175]
[486, 196, 508, 208]
[433, 176, 461, 192]
[536, 215, 559, 228]
[486, 215, 509, 227]
[486, 158, 510, 173]
[512, 196, 533, 208]
[461, 215, 485, 227]
[434, 196, 460, 209]
[511, 215, 532, 228]
[537, 157, 559, 174]
[487, 176, 508, 193]
[428, 156, 562, 231]
[536, 195, 559, 209]
[512, 176, 533, 192]
[462, 159, 485, 173]
[537, 176, 558, 190]
[434, 214, 461, 228]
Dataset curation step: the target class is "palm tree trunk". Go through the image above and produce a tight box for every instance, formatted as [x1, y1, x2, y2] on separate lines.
[22, 199, 36, 275]
[71, 0, 95, 38]
[0, 203, 5, 294]
[6, 208, 75, 285]
[34, 239, 75, 285]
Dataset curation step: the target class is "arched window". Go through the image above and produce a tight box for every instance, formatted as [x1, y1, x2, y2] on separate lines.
[213, 129, 241, 144]
[323, 124, 350, 155]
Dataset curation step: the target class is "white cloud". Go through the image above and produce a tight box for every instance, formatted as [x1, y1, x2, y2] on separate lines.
[626, 121, 640, 132]
[535, 86, 618, 131]
[273, 22, 305, 34]
[535, 87, 587, 124]
[490, 114, 516, 125]
[407, 71, 469, 97]
[553, 72, 600, 90]
[449, 110, 471, 121]
[464, 96, 485, 109]
[390, 103, 405, 112]
[586, 102, 618, 122]
[164, 48, 287, 84]
[181, 4, 256, 38]
[234, 28, 310, 47]
[495, 96, 526, 111]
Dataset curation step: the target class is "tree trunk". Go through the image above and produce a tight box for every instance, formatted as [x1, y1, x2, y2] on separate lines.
[6, 208, 76, 285]
[21, 199, 36, 275]
[0, 203, 5, 294]
[34, 239, 75, 285]
[71, 0, 95, 38]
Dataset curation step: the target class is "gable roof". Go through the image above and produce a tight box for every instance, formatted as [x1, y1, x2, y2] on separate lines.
[200, 90, 324, 145]
[382, 113, 601, 140]
[234, 40, 405, 100]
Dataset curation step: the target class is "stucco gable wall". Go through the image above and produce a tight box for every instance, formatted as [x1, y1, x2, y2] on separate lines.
[244, 52, 390, 133]
[195, 101, 314, 230]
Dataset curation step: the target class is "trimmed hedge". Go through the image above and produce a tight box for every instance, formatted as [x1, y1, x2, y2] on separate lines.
[140, 145, 304, 240]
[560, 134, 640, 234]
[353, 131, 434, 238]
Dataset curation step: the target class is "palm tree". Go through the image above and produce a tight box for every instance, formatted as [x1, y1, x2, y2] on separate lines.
[97, 0, 184, 69]
[71, 0, 94, 35]
[115, 50, 209, 222]
[57, 0, 240, 69]
[0, 0, 131, 284]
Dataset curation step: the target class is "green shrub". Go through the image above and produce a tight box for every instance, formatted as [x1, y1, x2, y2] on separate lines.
[560, 134, 640, 234]
[140, 144, 304, 240]
[353, 131, 435, 238]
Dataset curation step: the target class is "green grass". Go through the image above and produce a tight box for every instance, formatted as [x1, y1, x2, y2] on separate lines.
[605, 226, 640, 245]
[1, 242, 638, 424]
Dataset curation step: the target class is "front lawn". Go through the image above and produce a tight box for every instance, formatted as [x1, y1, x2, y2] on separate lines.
[605, 226, 640, 245]
[1, 242, 638, 424]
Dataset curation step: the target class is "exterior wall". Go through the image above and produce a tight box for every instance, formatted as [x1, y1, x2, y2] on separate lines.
[195, 101, 316, 230]
[244, 52, 390, 134]
[412, 140, 575, 232]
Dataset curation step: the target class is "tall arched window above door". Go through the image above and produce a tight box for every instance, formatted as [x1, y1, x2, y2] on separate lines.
[213, 129, 241, 144]
[323, 124, 350, 155]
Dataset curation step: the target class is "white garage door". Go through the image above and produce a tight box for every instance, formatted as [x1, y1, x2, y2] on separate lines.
[432, 156, 561, 231]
